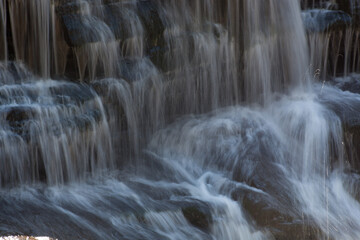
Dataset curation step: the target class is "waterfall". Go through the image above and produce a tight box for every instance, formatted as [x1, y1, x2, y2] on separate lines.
[8, 0, 52, 77]
[0, 62, 113, 186]
[0, 0, 6, 61]
[1, 0, 360, 239]
[243, 0, 310, 103]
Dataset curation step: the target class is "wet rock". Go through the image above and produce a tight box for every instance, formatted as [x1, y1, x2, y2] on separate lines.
[117, 57, 159, 82]
[337, 0, 355, 15]
[118, 58, 146, 82]
[6, 106, 36, 137]
[61, 14, 110, 47]
[2, 82, 101, 141]
[337, 78, 360, 94]
[148, 46, 168, 72]
[233, 189, 320, 240]
[102, 5, 126, 40]
[344, 124, 360, 170]
[5, 105, 102, 140]
[56, 109, 102, 134]
[272, 224, 321, 240]
[302, 9, 352, 32]
[182, 206, 211, 230]
[6, 107, 32, 122]
[55, 1, 87, 15]
[136, 0, 165, 51]
[0, 236, 56, 240]
[55, 0, 167, 80]
[0, 62, 32, 84]
[235, 190, 287, 225]
[354, 11, 360, 27]
[319, 79, 360, 171]
[55, 0, 76, 5]
[301, 0, 336, 10]
[334, 0, 360, 26]
[49, 83, 96, 103]
[91, 79, 129, 131]
[57, 0, 164, 48]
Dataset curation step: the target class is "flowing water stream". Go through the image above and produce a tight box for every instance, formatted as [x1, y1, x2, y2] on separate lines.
[1, 0, 360, 239]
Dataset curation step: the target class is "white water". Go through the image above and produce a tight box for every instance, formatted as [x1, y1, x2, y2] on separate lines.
[1, 0, 360, 239]
[243, 0, 310, 103]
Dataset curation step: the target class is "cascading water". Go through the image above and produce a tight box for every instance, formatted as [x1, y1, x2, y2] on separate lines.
[0, 62, 113, 186]
[0, 0, 6, 62]
[1, 0, 360, 239]
[8, 0, 52, 77]
[243, 0, 310, 103]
